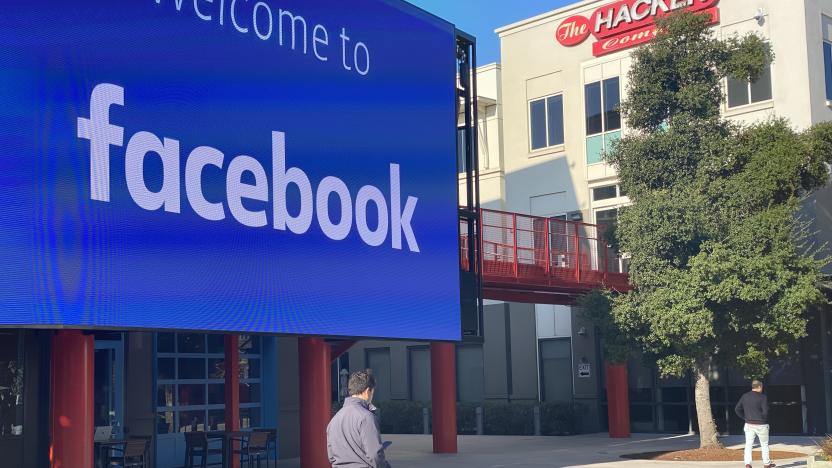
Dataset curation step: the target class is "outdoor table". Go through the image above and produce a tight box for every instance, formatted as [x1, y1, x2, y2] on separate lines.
[206, 429, 277, 468]
[94, 439, 126, 468]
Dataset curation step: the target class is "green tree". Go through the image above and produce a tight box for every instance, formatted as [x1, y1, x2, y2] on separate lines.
[605, 12, 832, 448]
[577, 289, 632, 364]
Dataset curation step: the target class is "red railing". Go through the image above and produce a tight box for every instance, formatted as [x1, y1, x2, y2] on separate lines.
[461, 209, 630, 303]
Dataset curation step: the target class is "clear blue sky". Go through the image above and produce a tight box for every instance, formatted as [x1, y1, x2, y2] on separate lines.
[407, 0, 574, 65]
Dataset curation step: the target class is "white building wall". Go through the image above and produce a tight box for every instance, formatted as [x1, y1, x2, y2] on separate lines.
[459, 64, 505, 210]
[492, 0, 832, 403]
[497, 0, 832, 225]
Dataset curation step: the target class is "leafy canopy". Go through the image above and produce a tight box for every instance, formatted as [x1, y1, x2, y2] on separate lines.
[603, 12, 832, 378]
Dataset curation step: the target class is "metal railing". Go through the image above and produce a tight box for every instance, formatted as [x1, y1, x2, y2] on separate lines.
[461, 209, 630, 294]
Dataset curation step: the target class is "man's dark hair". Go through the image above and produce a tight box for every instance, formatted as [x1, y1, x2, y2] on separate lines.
[751, 380, 763, 390]
[348, 369, 376, 396]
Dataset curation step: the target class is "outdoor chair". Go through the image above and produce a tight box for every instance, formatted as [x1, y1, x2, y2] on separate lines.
[183, 432, 223, 468]
[108, 438, 149, 468]
[236, 431, 272, 468]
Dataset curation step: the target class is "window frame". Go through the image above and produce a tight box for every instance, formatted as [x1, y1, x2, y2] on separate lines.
[585, 77, 621, 136]
[584, 76, 622, 166]
[155, 333, 263, 435]
[725, 55, 773, 110]
[528, 92, 566, 153]
[824, 39, 832, 101]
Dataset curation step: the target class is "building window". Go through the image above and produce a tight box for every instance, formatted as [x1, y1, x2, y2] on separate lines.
[825, 17, 832, 101]
[595, 208, 618, 232]
[595, 208, 629, 273]
[530, 94, 565, 150]
[155, 333, 262, 434]
[585, 77, 621, 164]
[0, 331, 24, 437]
[727, 62, 773, 108]
[592, 185, 618, 201]
[824, 40, 832, 100]
[457, 127, 467, 174]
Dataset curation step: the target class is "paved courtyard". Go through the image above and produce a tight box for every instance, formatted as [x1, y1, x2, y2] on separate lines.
[277, 433, 820, 468]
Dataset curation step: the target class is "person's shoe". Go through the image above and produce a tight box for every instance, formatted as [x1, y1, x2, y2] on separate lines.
[764, 464, 776, 468]
[745, 464, 752, 468]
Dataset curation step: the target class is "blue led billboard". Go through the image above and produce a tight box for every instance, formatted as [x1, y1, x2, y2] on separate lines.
[0, 0, 461, 340]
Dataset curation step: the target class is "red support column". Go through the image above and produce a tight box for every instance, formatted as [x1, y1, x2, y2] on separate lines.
[512, 214, 518, 279]
[225, 335, 241, 468]
[605, 362, 631, 438]
[50, 330, 94, 468]
[299, 338, 331, 468]
[430, 342, 457, 454]
[574, 225, 582, 283]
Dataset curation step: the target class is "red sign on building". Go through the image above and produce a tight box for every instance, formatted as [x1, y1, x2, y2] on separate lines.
[555, 0, 721, 56]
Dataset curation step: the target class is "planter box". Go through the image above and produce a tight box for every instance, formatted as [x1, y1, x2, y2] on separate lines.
[808, 455, 832, 468]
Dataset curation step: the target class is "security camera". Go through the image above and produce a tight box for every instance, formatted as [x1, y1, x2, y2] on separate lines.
[754, 8, 765, 25]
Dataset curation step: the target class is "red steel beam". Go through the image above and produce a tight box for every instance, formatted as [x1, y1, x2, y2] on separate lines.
[225, 335, 241, 468]
[330, 340, 357, 362]
[299, 337, 332, 468]
[606, 362, 631, 438]
[50, 330, 94, 468]
[431, 342, 457, 454]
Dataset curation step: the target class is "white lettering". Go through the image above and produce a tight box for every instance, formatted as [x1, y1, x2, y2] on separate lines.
[651, 0, 670, 16]
[227, 155, 268, 227]
[194, 0, 212, 21]
[278, 9, 307, 53]
[594, 8, 614, 33]
[185, 146, 225, 221]
[78, 86, 414, 250]
[272, 131, 313, 235]
[312, 24, 329, 62]
[77, 83, 125, 203]
[340, 28, 352, 71]
[631, 0, 653, 21]
[354, 42, 370, 76]
[252, 1, 272, 40]
[155, 0, 186, 11]
[316, 176, 353, 241]
[125, 132, 181, 213]
[390, 164, 419, 252]
[231, 0, 248, 33]
[356, 185, 388, 247]
[613, 5, 633, 29]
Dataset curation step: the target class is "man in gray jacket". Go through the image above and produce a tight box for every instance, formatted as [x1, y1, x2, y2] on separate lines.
[327, 370, 391, 468]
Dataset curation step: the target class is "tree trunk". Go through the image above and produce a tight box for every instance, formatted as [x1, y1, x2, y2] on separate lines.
[693, 359, 722, 449]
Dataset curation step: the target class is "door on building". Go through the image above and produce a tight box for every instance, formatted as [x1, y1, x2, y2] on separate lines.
[94, 337, 125, 439]
[539, 338, 573, 402]
[366, 348, 392, 402]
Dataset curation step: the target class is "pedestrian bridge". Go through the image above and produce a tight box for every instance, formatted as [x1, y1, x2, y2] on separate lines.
[461, 208, 631, 305]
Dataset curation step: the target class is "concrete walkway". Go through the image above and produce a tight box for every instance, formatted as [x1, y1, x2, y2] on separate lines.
[276, 433, 821, 467]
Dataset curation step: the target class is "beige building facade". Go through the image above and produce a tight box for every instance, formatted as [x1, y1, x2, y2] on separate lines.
[496, 0, 832, 228]
[345, 0, 832, 437]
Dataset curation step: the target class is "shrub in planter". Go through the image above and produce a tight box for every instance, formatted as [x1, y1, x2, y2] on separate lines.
[540, 402, 579, 436]
[483, 402, 535, 436]
[457, 403, 478, 435]
[822, 436, 832, 460]
[374, 401, 426, 434]
[809, 436, 832, 468]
